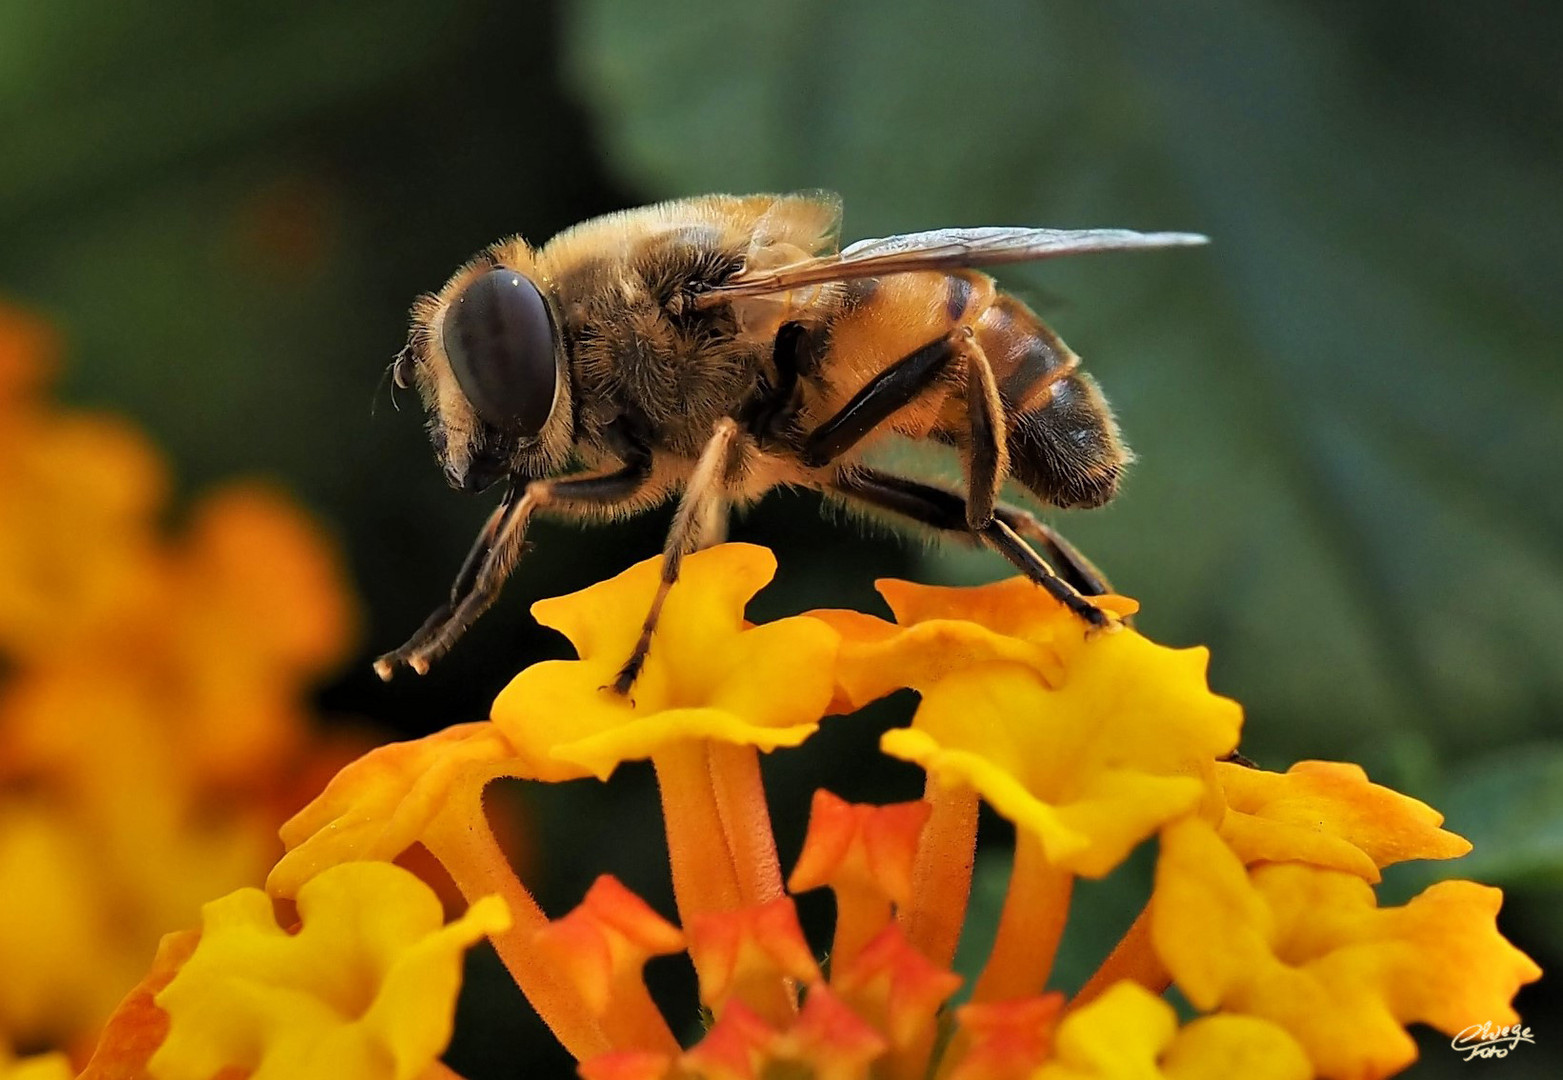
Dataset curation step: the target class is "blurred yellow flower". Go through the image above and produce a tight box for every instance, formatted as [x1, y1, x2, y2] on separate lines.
[150, 862, 507, 1080]
[0, 302, 359, 1061]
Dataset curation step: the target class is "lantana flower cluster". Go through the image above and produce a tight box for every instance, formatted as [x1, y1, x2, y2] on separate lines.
[0, 306, 356, 1072]
[84, 539, 1539, 1080]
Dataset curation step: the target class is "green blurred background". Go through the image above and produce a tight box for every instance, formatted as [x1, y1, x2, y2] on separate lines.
[3, 1, 1558, 1074]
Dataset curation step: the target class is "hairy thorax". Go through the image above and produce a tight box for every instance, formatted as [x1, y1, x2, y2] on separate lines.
[558, 244, 767, 461]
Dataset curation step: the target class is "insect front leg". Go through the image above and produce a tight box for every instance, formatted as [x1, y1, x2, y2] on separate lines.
[374, 458, 653, 680]
[830, 468, 1112, 628]
[372, 481, 518, 679]
[612, 417, 742, 696]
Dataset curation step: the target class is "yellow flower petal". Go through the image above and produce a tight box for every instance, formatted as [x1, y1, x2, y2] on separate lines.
[1216, 760, 1470, 882]
[270, 722, 522, 897]
[882, 651, 1238, 877]
[151, 862, 509, 1080]
[1036, 982, 1309, 1080]
[1154, 817, 1541, 1079]
[815, 577, 1140, 709]
[492, 544, 838, 781]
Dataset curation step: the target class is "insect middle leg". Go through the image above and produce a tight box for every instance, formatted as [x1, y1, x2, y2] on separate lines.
[374, 458, 652, 679]
[800, 328, 1109, 624]
[832, 468, 1113, 627]
[612, 417, 742, 695]
[800, 331, 962, 467]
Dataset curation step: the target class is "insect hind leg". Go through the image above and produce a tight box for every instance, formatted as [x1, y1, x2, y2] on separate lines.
[994, 506, 1114, 598]
[831, 468, 1113, 627]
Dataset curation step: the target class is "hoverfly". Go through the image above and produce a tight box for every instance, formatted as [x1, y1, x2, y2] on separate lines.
[376, 192, 1205, 692]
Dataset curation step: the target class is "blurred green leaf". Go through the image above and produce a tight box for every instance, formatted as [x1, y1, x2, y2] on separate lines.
[1431, 743, 1563, 890]
[0, 0, 459, 224]
[566, 0, 1563, 766]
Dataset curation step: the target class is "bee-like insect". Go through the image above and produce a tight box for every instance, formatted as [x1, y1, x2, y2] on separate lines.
[376, 192, 1205, 691]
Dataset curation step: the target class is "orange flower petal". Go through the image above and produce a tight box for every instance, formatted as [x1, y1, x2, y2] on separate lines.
[815, 576, 1141, 709]
[77, 929, 201, 1080]
[1154, 817, 1542, 1079]
[679, 1001, 775, 1080]
[576, 1050, 674, 1080]
[1216, 760, 1470, 882]
[790, 791, 930, 903]
[534, 877, 682, 1054]
[686, 898, 821, 1024]
[492, 545, 838, 782]
[788, 791, 930, 966]
[946, 995, 1064, 1080]
[829, 925, 961, 1053]
[679, 989, 886, 1080]
[779, 986, 890, 1080]
[269, 722, 523, 898]
[875, 577, 1139, 634]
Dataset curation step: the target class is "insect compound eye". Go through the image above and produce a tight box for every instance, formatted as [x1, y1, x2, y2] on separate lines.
[441, 268, 559, 438]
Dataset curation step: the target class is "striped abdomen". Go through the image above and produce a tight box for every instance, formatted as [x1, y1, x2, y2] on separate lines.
[967, 286, 1129, 509]
[816, 270, 1129, 509]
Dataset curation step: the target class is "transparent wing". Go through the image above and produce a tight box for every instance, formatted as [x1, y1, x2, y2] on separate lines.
[695, 225, 1207, 308]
